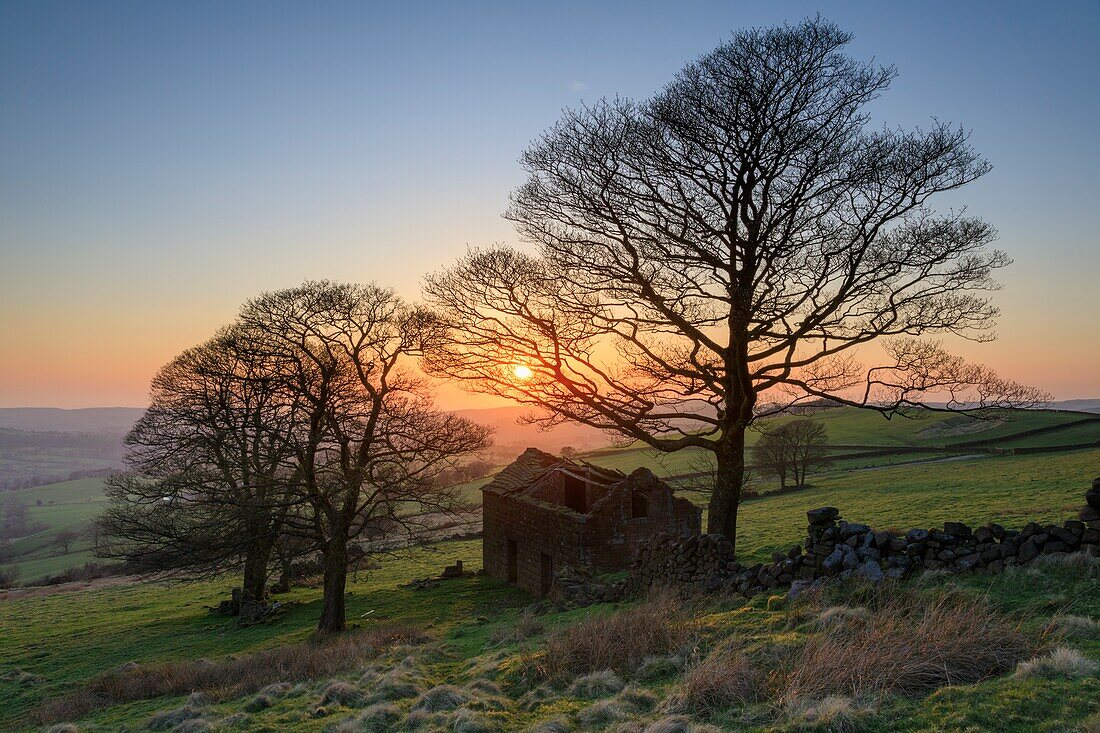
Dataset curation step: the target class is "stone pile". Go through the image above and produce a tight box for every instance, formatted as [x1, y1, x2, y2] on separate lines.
[627, 479, 1100, 598]
[551, 564, 628, 607]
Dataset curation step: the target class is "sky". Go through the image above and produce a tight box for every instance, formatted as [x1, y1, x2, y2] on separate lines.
[1, 0, 1098, 408]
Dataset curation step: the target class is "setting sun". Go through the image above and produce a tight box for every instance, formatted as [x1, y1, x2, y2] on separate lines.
[513, 364, 533, 380]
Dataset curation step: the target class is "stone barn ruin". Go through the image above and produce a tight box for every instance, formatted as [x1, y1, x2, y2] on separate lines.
[481, 448, 701, 595]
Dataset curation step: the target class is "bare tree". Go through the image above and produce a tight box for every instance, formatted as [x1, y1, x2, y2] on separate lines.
[97, 326, 302, 620]
[752, 420, 830, 489]
[54, 529, 79, 554]
[237, 282, 491, 633]
[424, 18, 1046, 554]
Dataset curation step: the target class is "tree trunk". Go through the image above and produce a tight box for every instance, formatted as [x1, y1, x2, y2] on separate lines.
[237, 535, 273, 625]
[707, 426, 746, 555]
[317, 537, 348, 634]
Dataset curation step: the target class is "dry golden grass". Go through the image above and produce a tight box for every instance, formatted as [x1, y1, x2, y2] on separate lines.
[538, 589, 698, 683]
[780, 590, 1031, 701]
[679, 646, 761, 714]
[36, 625, 424, 724]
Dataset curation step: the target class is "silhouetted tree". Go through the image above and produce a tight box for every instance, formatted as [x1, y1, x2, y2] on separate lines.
[237, 282, 491, 633]
[752, 420, 830, 488]
[425, 18, 1046, 555]
[97, 326, 302, 621]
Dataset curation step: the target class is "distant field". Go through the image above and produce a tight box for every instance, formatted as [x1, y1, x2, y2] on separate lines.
[2, 478, 108, 581]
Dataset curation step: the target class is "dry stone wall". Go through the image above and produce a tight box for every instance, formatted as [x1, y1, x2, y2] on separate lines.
[627, 478, 1100, 599]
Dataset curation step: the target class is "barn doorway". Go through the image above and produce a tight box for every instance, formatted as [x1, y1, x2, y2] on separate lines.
[540, 553, 553, 595]
[506, 539, 518, 583]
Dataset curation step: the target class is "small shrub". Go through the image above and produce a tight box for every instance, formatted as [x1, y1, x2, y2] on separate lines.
[1014, 647, 1099, 679]
[781, 590, 1030, 701]
[679, 647, 760, 714]
[540, 590, 696, 682]
[567, 670, 625, 698]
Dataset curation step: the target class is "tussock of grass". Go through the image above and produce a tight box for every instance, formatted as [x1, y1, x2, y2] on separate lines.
[568, 670, 625, 698]
[450, 706, 494, 732]
[528, 718, 573, 733]
[540, 590, 696, 682]
[784, 695, 873, 733]
[1048, 614, 1100, 639]
[413, 683, 469, 712]
[577, 699, 627, 727]
[814, 605, 870, 630]
[321, 679, 367, 707]
[781, 590, 1030, 701]
[679, 646, 760, 714]
[340, 702, 402, 732]
[640, 715, 721, 733]
[1014, 646, 1099, 679]
[615, 685, 658, 712]
[35, 625, 423, 724]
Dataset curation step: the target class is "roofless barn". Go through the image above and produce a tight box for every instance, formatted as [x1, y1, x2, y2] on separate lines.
[481, 448, 701, 595]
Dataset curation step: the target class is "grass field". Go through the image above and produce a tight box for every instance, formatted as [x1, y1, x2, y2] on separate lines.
[1, 446, 1098, 731]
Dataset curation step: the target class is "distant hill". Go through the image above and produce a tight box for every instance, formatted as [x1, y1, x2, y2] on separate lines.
[0, 407, 144, 434]
[451, 406, 608, 459]
[1052, 399, 1100, 414]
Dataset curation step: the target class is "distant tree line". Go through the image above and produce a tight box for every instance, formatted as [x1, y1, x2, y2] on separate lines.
[97, 282, 490, 632]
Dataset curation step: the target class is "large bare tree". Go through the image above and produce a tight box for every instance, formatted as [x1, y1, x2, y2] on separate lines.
[424, 19, 1045, 552]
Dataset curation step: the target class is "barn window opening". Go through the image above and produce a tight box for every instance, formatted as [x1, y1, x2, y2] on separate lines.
[631, 490, 649, 518]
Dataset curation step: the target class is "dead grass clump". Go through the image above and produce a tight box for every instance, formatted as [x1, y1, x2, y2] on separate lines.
[365, 668, 427, 704]
[781, 590, 1030, 701]
[353, 702, 402, 732]
[43, 726, 79, 733]
[567, 670, 625, 699]
[1014, 646, 1099, 679]
[813, 606, 870, 630]
[679, 647, 761, 714]
[528, 719, 572, 733]
[413, 683, 469, 712]
[36, 625, 423, 724]
[540, 590, 696, 682]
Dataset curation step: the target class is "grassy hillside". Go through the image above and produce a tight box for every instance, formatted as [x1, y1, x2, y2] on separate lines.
[1, 448, 1098, 731]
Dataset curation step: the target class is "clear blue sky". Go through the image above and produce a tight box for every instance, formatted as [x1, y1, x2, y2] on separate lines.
[1, 0, 1097, 406]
